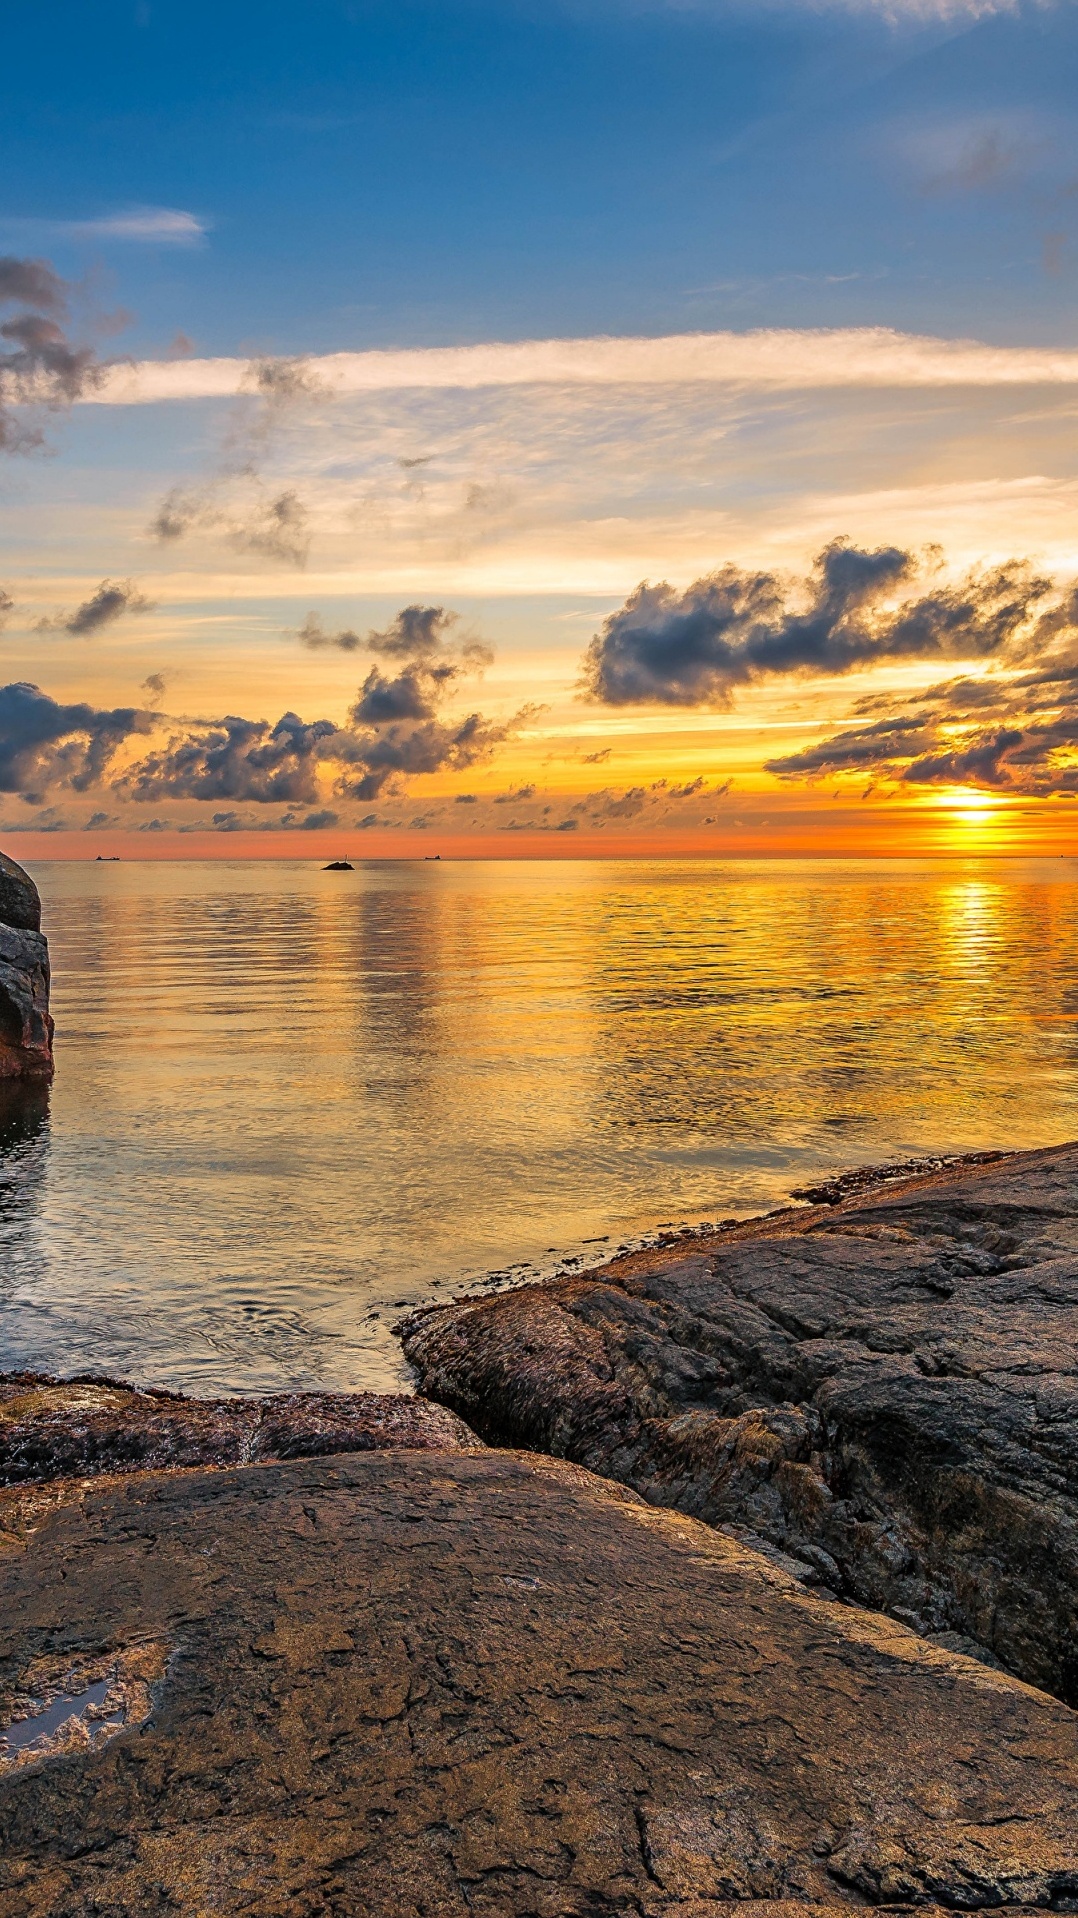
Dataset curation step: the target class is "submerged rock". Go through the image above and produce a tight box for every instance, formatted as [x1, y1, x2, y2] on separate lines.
[403, 1143, 1078, 1706]
[1, 1448, 1077, 1914]
[0, 856, 52, 1080]
[0, 1373, 477, 1485]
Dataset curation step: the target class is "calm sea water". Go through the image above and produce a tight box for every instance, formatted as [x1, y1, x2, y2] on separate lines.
[0, 856, 1074, 1395]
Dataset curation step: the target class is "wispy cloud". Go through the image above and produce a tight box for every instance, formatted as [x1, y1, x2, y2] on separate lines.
[90, 327, 1078, 406]
[0, 206, 208, 246]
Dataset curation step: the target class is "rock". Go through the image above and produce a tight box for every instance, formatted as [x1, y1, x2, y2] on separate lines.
[2, 1449, 1077, 1915]
[0, 1372, 477, 1486]
[0, 857, 51, 1080]
[0, 856, 40, 936]
[403, 1143, 1078, 1706]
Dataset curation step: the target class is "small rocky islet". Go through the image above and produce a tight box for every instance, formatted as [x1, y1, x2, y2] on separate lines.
[0, 857, 1076, 1914]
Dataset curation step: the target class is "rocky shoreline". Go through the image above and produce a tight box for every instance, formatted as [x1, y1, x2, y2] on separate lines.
[2, 1145, 1078, 1914]
[404, 1144, 1078, 1709]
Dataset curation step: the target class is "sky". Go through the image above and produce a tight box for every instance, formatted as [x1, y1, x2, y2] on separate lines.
[2, 0, 1078, 857]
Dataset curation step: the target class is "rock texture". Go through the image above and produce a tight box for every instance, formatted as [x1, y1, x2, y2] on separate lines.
[403, 1143, 1078, 1707]
[0, 1373, 476, 1487]
[0, 857, 51, 1081]
[2, 1448, 1078, 1916]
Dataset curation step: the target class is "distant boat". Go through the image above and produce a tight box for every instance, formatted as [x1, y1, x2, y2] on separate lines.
[323, 859, 353, 871]
[425, 854, 441, 861]
[95, 855, 120, 862]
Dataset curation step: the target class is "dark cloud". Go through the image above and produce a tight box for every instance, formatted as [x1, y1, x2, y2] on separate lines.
[111, 602, 529, 810]
[334, 710, 526, 803]
[0, 256, 104, 452]
[61, 579, 153, 636]
[120, 710, 337, 806]
[300, 808, 338, 829]
[583, 542, 1052, 708]
[493, 784, 536, 804]
[0, 259, 66, 312]
[765, 601, 1078, 795]
[297, 614, 361, 652]
[455, 793, 478, 805]
[351, 665, 443, 724]
[0, 681, 152, 801]
[367, 604, 457, 660]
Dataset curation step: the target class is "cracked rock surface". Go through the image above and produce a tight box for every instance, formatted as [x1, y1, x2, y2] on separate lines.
[402, 1144, 1078, 1706]
[2, 1449, 1078, 1916]
[0, 1374, 477, 1486]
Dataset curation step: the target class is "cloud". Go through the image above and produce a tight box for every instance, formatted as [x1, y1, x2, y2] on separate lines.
[300, 808, 339, 829]
[0, 254, 104, 451]
[149, 357, 324, 566]
[582, 542, 1052, 707]
[55, 578, 154, 636]
[119, 711, 338, 806]
[0, 681, 152, 801]
[62, 207, 207, 245]
[152, 485, 311, 566]
[0, 588, 13, 629]
[140, 671, 170, 706]
[297, 613, 362, 652]
[765, 590, 1078, 795]
[88, 325, 1078, 408]
[108, 601, 529, 811]
[334, 708, 530, 803]
[229, 490, 309, 566]
[0, 258, 65, 311]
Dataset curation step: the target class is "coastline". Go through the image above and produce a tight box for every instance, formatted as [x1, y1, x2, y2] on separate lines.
[3, 1143, 1077, 1913]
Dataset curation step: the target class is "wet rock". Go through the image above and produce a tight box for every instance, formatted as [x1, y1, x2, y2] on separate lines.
[1, 1449, 1077, 1915]
[403, 1143, 1078, 1706]
[0, 1373, 477, 1486]
[0, 857, 51, 1080]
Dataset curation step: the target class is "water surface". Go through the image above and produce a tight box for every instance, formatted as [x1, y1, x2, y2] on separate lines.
[0, 856, 1074, 1393]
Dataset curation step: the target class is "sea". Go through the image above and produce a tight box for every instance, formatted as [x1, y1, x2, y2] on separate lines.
[0, 855, 1074, 1396]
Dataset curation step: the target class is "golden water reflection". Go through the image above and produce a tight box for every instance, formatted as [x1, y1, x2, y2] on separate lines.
[0, 856, 1075, 1395]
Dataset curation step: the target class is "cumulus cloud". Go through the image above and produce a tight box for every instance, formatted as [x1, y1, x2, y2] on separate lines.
[0, 681, 153, 802]
[119, 711, 338, 807]
[108, 601, 529, 811]
[0, 255, 104, 451]
[582, 542, 1053, 707]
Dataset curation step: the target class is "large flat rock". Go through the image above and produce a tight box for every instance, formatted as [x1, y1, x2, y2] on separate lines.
[403, 1144, 1078, 1705]
[1, 1449, 1077, 1916]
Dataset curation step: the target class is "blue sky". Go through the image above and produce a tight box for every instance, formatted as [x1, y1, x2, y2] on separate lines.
[4, 0, 1077, 353]
[3, 0, 1078, 855]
